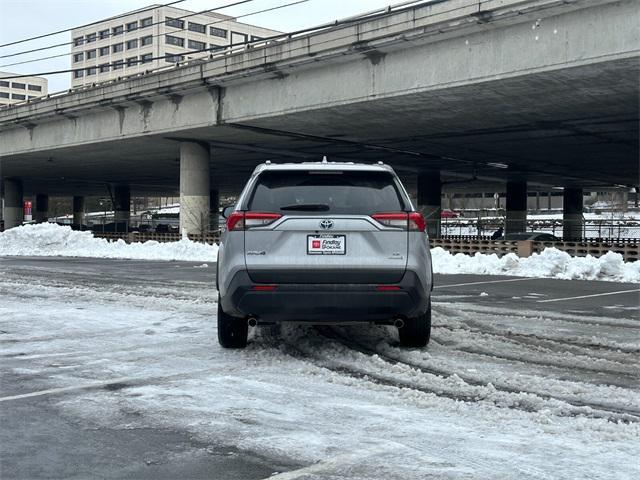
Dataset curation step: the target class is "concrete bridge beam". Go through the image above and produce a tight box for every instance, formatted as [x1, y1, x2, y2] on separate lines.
[505, 180, 527, 235]
[563, 188, 584, 241]
[179, 142, 210, 236]
[34, 193, 49, 223]
[3, 179, 23, 229]
[417, 171, 442, 239]
[73, 196, 85, 226]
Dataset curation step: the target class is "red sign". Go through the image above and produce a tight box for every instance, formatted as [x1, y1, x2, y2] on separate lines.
[24, 201, 32, 215]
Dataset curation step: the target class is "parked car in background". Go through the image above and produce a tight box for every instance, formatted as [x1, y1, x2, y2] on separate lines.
[216, 160, 433, 349]
[440, 209, 460, 218]
[503, 232, 560, 241]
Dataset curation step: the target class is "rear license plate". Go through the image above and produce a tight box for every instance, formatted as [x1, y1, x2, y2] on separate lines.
[307, 234, 346, 255]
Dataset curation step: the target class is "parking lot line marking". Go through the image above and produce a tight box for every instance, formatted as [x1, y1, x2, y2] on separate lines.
[0, 376, 141, 402]
[537, 289, 640, 303]
[434, 278, 535, 289]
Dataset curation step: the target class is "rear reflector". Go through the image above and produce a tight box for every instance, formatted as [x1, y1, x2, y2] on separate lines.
[371, 212, 426, 232]
[251, 285, 277, 291]
[376, 285, 402, 291]
[227, 211, 282, 231]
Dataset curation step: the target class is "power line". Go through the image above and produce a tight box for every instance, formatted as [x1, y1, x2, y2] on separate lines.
[0, 0, 442, 81]
[0, 0, 187, 48]
[0, 0, 256, 60]
[0, 0, 298, 70]
[0, 0, 310, 79]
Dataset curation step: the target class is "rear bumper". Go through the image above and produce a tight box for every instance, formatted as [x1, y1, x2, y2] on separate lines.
[220, 270, 430, 322]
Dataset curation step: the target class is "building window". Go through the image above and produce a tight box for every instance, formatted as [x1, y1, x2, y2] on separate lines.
[231, 32, 248, 46]
[126, 39, 138, 50]
[126, 56, 138, 67]
[165, 35, 184, 47]
[165, 54, 184, 63]
[209, 27, 227, 38]
[99, 64, 110, 73]
[86, 67, 96, 76]
[141, 35, 153, 46]
[112, 43, 124, 53]
[73, 70, 84, 78]
[86, 49, 96, 59]
[28, 84, 42, 92]
[0, 80, 8, 87]
[99, 46, 109, 56]
[141, 17, 153, 28]
[188, 39, 206, 50]
[126, 21, 138, 32]
[140, 53, 153, 63]
[188, 22, 205, 34]
[113, 60, 124, 70]
[73, 36, 84, 46]
[0, 92, 9, 98]
[112, 25, 124, 36]
[165, 17, 184, 29]
[73, 52, 83, 62]
[11, 93, 26, 100]
[85, 32, 96, 43]
[11, 82, 25, 89]
[99, 29, 109, 40]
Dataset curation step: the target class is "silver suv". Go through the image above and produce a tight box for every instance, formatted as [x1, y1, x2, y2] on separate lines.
[216, 161, 433, 348]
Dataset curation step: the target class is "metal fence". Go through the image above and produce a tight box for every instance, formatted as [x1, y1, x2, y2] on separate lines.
[441, 217, 640, 241]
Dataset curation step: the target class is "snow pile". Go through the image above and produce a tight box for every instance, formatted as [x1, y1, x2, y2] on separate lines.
[1, 224, 638, 282]
[431, 247, 640, 283]
[0, 223, 217, 262]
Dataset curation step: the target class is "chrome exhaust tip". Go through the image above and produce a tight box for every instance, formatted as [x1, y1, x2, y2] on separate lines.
[247, 317, 258, 328]
[393, 317, 404, 329]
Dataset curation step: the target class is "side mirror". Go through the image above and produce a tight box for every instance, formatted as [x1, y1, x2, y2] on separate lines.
[221, 206, 235, 219]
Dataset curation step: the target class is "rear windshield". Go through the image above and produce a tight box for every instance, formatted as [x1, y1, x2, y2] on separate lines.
[247, 170, 407, 215]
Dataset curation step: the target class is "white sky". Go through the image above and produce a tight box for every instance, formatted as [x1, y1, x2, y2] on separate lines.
[0, 0, 397, 92]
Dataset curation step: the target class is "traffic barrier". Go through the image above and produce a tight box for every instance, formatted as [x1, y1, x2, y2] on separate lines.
[430, 239, 639, 262]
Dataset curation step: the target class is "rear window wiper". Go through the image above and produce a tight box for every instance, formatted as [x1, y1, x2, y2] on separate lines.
[279, 204, 330, 211]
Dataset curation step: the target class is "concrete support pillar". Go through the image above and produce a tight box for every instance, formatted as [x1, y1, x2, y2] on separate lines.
[210, 189, 219, 232]
[34, 193, 49, 223]
[179, 142, 210, 236]
[3, 179, 23, 229]
[113, 185, 130, 231]
[417, 171, 441, 238]
[73, 196, 85, 227]
[563, 187, 583, 241]
[505, 179, 527, 235]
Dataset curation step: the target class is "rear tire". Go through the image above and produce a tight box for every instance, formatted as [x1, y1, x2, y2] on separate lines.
[217, 298, 248, 349]
[399, 302, 431, 348]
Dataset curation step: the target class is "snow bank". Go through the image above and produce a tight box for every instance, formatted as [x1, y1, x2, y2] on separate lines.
[0, 223, 217, 262]
[431, 247, 640, 283]
[1, 224, 638, 282]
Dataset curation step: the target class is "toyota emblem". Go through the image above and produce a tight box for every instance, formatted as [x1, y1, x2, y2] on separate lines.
[319, 219, 334, 230]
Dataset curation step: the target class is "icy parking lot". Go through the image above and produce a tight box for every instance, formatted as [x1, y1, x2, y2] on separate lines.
[1, 257, 639, 479]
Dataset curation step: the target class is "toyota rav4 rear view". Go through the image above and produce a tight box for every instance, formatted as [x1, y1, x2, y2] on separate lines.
[216, 161, 433, 348]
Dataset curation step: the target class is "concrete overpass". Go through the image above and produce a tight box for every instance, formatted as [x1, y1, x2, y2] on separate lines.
[0, 0, 638, 237]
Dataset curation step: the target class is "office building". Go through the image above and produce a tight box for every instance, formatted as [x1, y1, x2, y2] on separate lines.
[0, 72, 48, 106]
[70, 4, 281, 87]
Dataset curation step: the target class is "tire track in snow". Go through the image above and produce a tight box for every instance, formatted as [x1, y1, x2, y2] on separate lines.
[311, 327, 640, 424]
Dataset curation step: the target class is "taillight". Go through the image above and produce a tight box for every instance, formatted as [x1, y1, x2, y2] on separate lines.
[226, 211, 282, 231]
[371, 212, 426, 232]
[408, 212, 426, 232]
